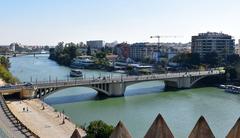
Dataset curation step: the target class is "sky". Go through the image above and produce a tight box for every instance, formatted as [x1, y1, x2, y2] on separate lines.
[0, 0, 240, 45]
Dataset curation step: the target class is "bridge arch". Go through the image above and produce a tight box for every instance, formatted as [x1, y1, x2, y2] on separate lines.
[124, 80, 165, 96]
[190, 76, 207, 87]
[190, 75, 223, 88]
[35, 85, 111, 99]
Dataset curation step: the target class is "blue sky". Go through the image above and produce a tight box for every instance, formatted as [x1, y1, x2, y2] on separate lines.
[0, 0, 239, 45]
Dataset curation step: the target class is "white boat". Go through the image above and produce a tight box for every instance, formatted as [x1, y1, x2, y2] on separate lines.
[70, 69, 83, 77]
[224, 85, 240, 94]
[70, 56, 94, 69]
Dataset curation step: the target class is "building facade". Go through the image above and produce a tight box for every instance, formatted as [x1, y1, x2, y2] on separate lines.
[129, 43, 159, 62]
[114, 43, 130, 59]
[86, 40, 105, 49]
[191, 32, 235, 59]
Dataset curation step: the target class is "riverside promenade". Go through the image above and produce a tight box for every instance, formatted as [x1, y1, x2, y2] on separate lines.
[7, 99, 86, 138]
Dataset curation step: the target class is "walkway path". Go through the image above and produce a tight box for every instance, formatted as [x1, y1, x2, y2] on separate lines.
[7, 99, 86, 138]
[0, 98, 26, 138]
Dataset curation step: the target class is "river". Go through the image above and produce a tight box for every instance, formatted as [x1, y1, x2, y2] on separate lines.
[9, 55, 240, 138]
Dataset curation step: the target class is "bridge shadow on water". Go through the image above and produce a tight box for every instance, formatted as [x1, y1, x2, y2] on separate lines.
[44, 81, 166, 105]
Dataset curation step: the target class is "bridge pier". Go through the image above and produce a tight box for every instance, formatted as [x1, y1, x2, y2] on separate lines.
[91, 82, 126, 97]
[165, 77, 191, 89]
[108, 82, 126, 97]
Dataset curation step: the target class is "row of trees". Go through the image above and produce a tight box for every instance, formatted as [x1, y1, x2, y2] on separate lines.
[171, 52, 240, 81]
[0, 56, 18, 84]
[171, 52, 240, 68]
[49, 42, 112, 68]
[49, 42, 79, 66]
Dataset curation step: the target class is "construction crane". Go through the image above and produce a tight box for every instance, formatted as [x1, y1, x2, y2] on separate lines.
[150, 35, 180, 62]
[150, 35, 179, 48]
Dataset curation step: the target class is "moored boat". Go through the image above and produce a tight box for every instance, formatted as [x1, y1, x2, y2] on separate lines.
[70, 69, 83, 77]
[224, 85, 240, 94]
[70, 56, 94, 69]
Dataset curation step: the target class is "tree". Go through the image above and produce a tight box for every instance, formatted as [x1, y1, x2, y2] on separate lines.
[96, 52, 106, 59]
[86, 120, 114, 138]
[49, 42, 78, 66]
[190, 53, 200, 66]
[64, 44, 77, 60]
[0, 56, 10, 69]
[226, 54, 240, 65]
[171, 53, 200, 68]
[0, 65, 18, 84]
[202, 52, 219, 67]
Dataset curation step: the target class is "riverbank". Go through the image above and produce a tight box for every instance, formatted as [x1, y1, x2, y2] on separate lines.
[7, 99, 86, 138]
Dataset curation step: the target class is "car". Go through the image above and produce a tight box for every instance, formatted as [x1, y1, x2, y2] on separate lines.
[23, 82, 33, 87]
[0, 84, 12, 89]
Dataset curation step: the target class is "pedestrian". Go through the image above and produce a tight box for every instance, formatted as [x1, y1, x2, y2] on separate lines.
[26, 107, 28, 112]
[23, 107, 25, 112]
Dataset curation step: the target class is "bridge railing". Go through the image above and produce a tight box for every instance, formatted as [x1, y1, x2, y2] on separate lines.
[17, 70, 222, 87]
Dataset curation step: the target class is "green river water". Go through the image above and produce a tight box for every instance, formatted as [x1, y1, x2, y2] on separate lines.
[9, 55, 240, 138]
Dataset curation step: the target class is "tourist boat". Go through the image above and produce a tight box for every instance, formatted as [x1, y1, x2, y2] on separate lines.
[224, 85, 240, 94]
[70, 69, 83, 77]
[70, 56, 94, 69]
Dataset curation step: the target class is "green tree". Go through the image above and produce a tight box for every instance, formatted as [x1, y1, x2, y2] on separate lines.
[85, 120, 114, 138]
[96, 52, 106, 59]
[64, 43, 77, 60]
[190, 53, 200, 66]
[0, 56, 10, 69]
[49, 42, 79, 66]
[203, 52, 219, 67]
[226, 54, 240, 65]
[0, 65, 18, 84]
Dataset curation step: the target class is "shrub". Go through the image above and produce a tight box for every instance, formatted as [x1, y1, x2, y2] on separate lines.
[85, 120, 114, 138]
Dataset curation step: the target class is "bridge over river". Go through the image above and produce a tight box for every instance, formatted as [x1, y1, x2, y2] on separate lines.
[0, 70, 224, 99]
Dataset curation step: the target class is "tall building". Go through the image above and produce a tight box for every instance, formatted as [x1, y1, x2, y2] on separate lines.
[86, 40, 105, 49]
[191, 32, 235, 59]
